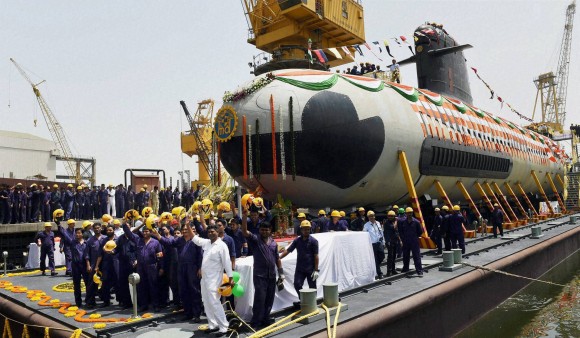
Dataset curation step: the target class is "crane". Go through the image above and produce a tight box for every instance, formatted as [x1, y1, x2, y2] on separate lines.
[530, 0, 576, 135]
[10, 58, 95, 185]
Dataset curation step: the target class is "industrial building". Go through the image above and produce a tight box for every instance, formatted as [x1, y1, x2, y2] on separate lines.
[0, 130, 59, 181]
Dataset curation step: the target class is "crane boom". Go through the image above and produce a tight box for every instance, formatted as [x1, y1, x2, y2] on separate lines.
[554, 0, 576, 128]
[10, 58, 85, 184]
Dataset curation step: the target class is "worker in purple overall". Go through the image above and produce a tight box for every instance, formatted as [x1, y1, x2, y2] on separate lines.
[490, 203, 504, 238]
[123, 217, 163, 312]
[313, 210, 329, 233]
[35, 222, 57, 276]
[74, 186, 84, 220]
[19, 188, 28, 223]
[30, 184, 42, 222]
[349, 207, 367, 231]
[42, 186, 51, 222]
[84, 222, 105, 308]
[328, 210, 348, 231]
[98, 185, 108, 218]
[63, 184, 74, 220]
[225, 218, 248, 258]
[116, 210, 139, 309]
[142, 185, 150, 207]
[126, 186, 135, 211]
[135, 188, 144, 213]
[0, 184, 11, 224]
[399, 207, 424, 277]
[383, 211, 401, 276]
[153, 219, 203, 322]
[58, 220, 89, 307]
[115, 184, 126, 218]
[60, 219, 76, 276]
[83, 187, 92, 220]
[50, 184, 61, 215]
[95, 224, 118, 307]
[440, 206, 452, 251]
[242, 210, 285, 330]
[449, 205, 467, 254]
[337, 211, 350, 231]
[172, 187, 181, 210]
[280, 220, 319, 296]
[430, 207, 443, 254]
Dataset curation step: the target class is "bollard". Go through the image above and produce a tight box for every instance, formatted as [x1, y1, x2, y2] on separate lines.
[442, 251, 454, 268]
[570, 216, 577, 224]
[299, 288, 318, 314]
[128, 273, 141, 319]
[452, 249, 462, 264]
[530, 226, 543, 239]
[322, 283, 339, 308]
[2, 251, 8, 276]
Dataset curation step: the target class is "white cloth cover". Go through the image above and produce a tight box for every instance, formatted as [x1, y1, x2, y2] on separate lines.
[234, 231, 375, 320]
[25, 239, 66, 269]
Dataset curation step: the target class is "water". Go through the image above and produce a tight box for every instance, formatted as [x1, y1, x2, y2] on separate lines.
[456, 250, 580, 338]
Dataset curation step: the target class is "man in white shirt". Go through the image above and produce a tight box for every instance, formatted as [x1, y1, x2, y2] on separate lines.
[190, 221, 233, 336]
[107, 184, 116, 217]
[389, 59, 400, 83]
[363, 210, 385, 279]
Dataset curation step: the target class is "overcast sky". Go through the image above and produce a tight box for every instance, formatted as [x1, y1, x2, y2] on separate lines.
[1, 0, 577, 186]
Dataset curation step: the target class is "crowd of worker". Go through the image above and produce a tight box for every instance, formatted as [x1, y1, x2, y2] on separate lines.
[31, 190, 491, 335]
[0, 182, 202, 225]
[338, 59, 401, 83]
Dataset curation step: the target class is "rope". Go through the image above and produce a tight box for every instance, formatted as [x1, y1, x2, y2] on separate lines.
[321, 303, 342, 338]
[462, 262, 567, 287]
[0, 314, 91, 338]
[249, 309, 318, 338]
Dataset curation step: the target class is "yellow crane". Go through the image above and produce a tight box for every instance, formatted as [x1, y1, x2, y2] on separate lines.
[10, 58, 95, 185]
[242, 0, 366, 75]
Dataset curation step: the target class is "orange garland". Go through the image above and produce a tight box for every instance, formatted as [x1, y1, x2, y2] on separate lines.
[270, 94, 277, 180]
[242, 115, 248, 180]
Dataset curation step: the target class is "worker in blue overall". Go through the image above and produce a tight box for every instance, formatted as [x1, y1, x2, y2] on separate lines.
[50, 184, 61, 215]
[60, 219, 76, 276]
[242, 210, 285, 330]
[449, 205, 467, 254]
[314, 210, 329, 233]
[35, 222, 57, 276]
[280, 220, 319, 296]
[383, 210, 402, 276]
[153, 219, 203, 322]
[399, 207, 424, 276]
[95, 225, 118, 307]
[74, 186, 84, 220]
[123, 216, 163, 312]
[84, 222, 105, 308]
[58, 220, 88, 307]
[63, 184, 74, 220]
[42, 186, 51, 222]
[142, 185, 150, 207]
[490, 203, 504, 238]
[430, 208, 443, 254]
[30, 184, 42, 222]
[328, 210, 348, 231]
[440, 205, 452, 251]
[0, 184, 11, 224]
[115, 209, 139, 309]
[225, 218, 248, 258]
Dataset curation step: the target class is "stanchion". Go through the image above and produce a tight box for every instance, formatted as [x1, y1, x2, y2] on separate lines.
[128, 273, 140, 319]
[2, 251, 8, 276]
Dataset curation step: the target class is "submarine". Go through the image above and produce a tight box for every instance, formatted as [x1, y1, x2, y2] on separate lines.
[215, 22, 566, 209]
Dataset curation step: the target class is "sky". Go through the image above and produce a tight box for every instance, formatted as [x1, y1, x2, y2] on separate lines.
[1, 0, 578, 186]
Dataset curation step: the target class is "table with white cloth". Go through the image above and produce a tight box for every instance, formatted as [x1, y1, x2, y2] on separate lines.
[234, 231, 375, 320]
[25, 238, 66, 269]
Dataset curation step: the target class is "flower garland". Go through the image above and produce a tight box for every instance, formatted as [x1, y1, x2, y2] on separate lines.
[288, 97, 296, 181]
[255, 119, 261, 179]
[279, 105, 286, 181]
[248, 124, 253, 180]
[223, 73, 275, 103]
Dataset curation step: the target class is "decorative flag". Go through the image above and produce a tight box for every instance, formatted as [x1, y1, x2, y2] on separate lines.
[384, 40, 394, 57]
[471, 67, 478, 74]
[307, 38, 313, 64]
[341, 46, 353, 58]
[354, 45, 364, 56]
[393, 37, 401, 45]
[372, 41, 382, 53]
[312, 50, 326, 63]
[318, 49, 329, 63]
[363, 42, 372, 50]
[400, 35, 408, 43]
[327, 47, 342, 59]
[497, 96, 504, 109]
[408, 46, 415, 55]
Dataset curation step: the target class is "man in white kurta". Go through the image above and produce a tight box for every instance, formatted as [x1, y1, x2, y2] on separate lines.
[107, 185, 116, 216]
[192, 224, 233, 335]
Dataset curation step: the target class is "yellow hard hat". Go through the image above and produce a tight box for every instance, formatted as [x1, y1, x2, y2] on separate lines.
[124, 209, 140, 220]
[108, 184, 113, 188]
[44, 222, 52, 227]
[142, 207, 153, 218]
[113, 219, 121, 225]
[493, 203, 499, 207]
[405, 207, 414, 213]
[339, 211, 346, 217]
[172, 206, 186, 220]
[103, 240, 117, 253]
[102, 214, 113, 223]
[300, 220, 312, 228]
[434, 208, 440, 212]
[191, 200, 202, 213]
[160, 187, 165, 191]
[297, 213, 306, 219]
[241, 194, 255, 211]
[201, 199, 213, 214]
[30, 183, 37, 188]
[93, 271, 102, 285]
[387, 210, 396, 216]
[143, 184, 148, 189]
[442, 205, 449, 211]
[76, 186, 82, 190]
[145, 215, 158, 230]
[453, 205, 461, 211]
[67, 219, 75, 225]
[67, 184, 73, 188]
[140, 188, 145, 192]
[330, 210, 341, 217]
[160, 212, 174, 222]
[52, 209, 64, 221]
[82, 221, 93, 229]
[393, 205, 399, 210]
[367, 210, 376, 216]
[53, 184, 59, 188]
[253, 197, 264, 208]
[318, 210, 326, 215]
[218, 201, 231, 212]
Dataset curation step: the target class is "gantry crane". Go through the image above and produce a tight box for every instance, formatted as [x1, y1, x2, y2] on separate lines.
[10, 58, 96, 185]
[180, 99, 216, 186]
[241, 0, 366, 75]
[530, 0, 576, 135]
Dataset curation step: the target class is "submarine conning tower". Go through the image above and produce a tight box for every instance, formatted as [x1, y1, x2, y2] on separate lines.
[400, 22, 474, 105]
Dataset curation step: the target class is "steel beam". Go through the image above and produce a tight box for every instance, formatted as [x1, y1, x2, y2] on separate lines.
[531, 170, 554, 215]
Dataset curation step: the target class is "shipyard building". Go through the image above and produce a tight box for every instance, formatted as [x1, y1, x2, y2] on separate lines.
[0, 130, 59, 181]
